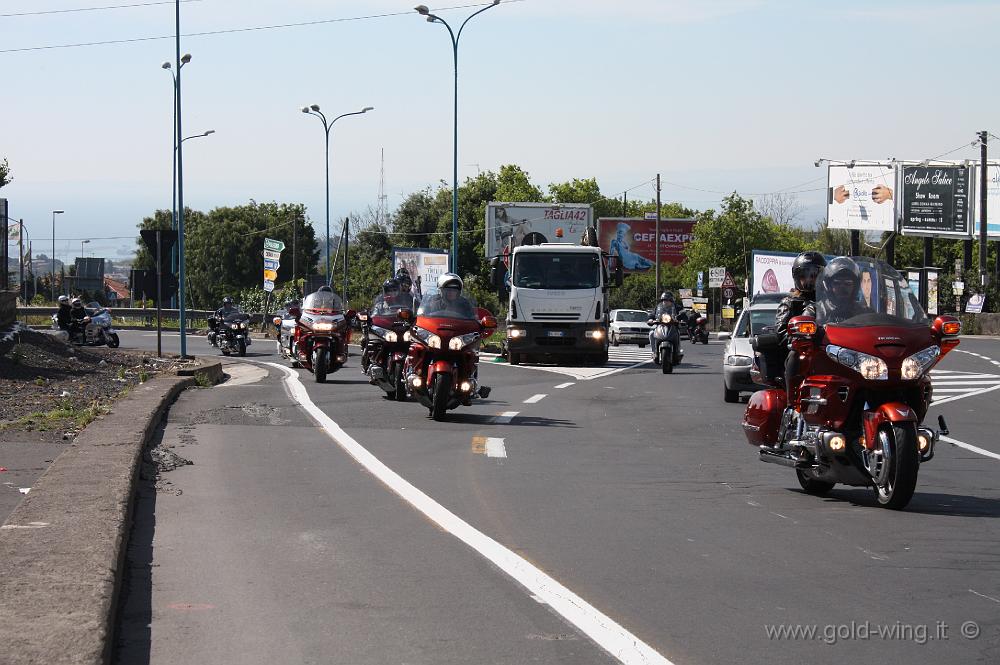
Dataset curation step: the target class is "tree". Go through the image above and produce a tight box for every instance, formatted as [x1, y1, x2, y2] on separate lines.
[0, 157, 11, 190]
[756, 192, 803, 227]
[812, 219, 852, 256]
[495, 165, 543, 202]
[682, 193, 808, 288]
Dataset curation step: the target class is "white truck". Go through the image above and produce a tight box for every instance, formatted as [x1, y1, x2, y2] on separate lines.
[491, 239, 622, 366]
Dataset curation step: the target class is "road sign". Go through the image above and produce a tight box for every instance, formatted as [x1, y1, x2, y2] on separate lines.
[263, 269, 278, 281]
[644, 212, 658, 220]
[709, 267, 725, 288]
[722, 306, 735, 319]
[264, 238, 285, 252]
[721, 271, 736, 289]
[966, 293, 985, 313]
[263, 279, 275, 292]
[263, 249, 281, 261]
[696, 271, 704, 292]
[264, 259, 280, 271]
[723, 287, 735, 300]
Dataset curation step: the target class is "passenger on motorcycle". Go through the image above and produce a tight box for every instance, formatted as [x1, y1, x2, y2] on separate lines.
[775, 250, 827, 405]
[648, 291, 680, 356]
[68, 297, 90, 341]
[394, 271, 419, 310]
[56, 295, 72, 332]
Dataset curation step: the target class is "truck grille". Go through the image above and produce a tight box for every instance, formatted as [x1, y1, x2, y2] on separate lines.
[531, 312, 581, 321]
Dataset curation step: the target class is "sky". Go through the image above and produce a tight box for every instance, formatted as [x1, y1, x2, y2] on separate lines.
[2, 0, 998, 265]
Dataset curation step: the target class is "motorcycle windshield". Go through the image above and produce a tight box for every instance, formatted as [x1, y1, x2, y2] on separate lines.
[224, 312, 249, 324]
[371, 295, 417, 317]
[416, 293, 478, 321]
[303, 290, 344, 312]
[815, 257, 928, 329]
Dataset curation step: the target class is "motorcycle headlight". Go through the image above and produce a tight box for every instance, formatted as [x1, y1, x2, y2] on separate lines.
[230, 323, 239, 329]
[313, 322, 334, 332]
[403, 330, 412, 342]
[448, 332, 479, 351]
[826, 344, 888, 381]
[726, 354, 752, 366]
[660, 314, 673, 324]
[412, 327, 441, 349]
[901, 345, 940, 380]
[371, 325, 396, 342]
[240, 322, 248, 329]
[384, 330, 398, 343]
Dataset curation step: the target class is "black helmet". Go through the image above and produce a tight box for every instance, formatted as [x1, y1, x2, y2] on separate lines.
[791, 251, 826, 292]
[396, 272, 413, 289]
[317, 285, 333, 293]
[659, 291, 674, 302]
[821, 256, 861, 309]
[395, 267, 410, 278]
[222, 296, 233, 305]
[382, 278, 400, 296]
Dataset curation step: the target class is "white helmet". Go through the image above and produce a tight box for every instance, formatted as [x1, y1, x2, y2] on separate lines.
[437, 272, 463, 292]
[58, 295, 70, 304]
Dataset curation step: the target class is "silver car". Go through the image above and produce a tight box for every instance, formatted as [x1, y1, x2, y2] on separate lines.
[721, 297, 782, 402]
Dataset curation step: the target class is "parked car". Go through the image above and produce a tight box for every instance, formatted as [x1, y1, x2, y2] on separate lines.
[609, 309, 650, 347]
[721, 295, 782, 403]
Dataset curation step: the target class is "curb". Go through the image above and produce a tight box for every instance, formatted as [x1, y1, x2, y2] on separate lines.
[0, 359, 223, 665]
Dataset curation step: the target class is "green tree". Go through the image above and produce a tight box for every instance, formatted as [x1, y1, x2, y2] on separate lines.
[812, 220, 852, 256]
[0, 157, 12, 189]
[495, 164, 543, 202]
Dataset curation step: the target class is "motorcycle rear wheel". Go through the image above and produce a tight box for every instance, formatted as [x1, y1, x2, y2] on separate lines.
[107, 333, 120, 348]
[431, 373, 451, 421]
[870, 423, 920, 510]
[314, 348, 329, 383]
[796, 469, 835, 495]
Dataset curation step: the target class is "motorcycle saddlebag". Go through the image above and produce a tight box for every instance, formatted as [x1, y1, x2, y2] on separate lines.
[742, 388, 786, 446]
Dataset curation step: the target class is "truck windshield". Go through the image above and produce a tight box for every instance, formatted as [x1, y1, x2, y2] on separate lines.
[513, 253, 601, 290]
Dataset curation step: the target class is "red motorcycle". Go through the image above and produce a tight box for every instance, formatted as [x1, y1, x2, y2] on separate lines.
[743, 257, 960, 510]
[360, 295, 416, 401]
[277, 287, 354, 383]
[404, 294, 497, 421]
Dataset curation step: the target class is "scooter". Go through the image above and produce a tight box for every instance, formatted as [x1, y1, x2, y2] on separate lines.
[648, 313, 683, 373]
[690, 314, 709, 344]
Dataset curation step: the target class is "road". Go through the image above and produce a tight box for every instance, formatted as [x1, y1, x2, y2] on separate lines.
[113, 330, 1000, 664]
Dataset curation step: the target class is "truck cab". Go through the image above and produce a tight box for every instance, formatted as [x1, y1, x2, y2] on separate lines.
[492, 243, 621, 366]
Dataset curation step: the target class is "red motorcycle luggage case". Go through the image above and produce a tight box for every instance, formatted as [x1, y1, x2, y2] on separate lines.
[742, 388, 787, 446]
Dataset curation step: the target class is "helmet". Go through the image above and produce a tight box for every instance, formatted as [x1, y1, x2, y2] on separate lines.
[791, 251, 827, 292]
[58, 295, 70, 305]
[821, 256, 861, 310]
[395, 267, 410, 278]
[437, 272, 463, 292]
[317, 285, 333, 293]
[70, 297, 83, 308]
[382, 278, 400, 296]
[396, 273, 413, 290]
[222, 296, 233, 306]
[659, 291, 674, 302]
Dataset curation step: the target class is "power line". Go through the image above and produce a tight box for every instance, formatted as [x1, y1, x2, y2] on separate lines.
[0, 0, 525, 54]
[0, 0, 201, 19]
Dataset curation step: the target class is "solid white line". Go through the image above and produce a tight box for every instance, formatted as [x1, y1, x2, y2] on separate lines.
[493, 411, 519, 424]
[932, 388, 977, 393]
[485, 437, 507, 458]
[933, 380, 1000, 386]
[555, 382, 575, 389]
[524, 394, 547, 404]
[931, 382, 1000, 406]
[261, 362, 673, 665]
[939, 435, 1000, 462]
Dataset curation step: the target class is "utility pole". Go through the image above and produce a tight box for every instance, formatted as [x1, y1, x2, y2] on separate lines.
[342, 216, 349, 306]
[292, 218, 298, 291]
[655, 174, 662, 297]
[850, 230, 860, 256]
[19, 220, 25, 302]
[622, 192, 627, 217]
[979, 131, 989, 289]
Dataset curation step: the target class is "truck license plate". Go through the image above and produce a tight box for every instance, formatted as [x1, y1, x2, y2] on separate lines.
[547, 330, 565, 337]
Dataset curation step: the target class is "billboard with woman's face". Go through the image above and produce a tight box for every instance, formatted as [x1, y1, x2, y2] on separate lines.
[595, 218, 695, 273]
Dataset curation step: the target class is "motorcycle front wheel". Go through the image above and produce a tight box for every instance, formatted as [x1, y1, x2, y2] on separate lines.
[869, 423, 920, 510]
[431, 373, 451, 421]
[107, 333, 120, 348]
[238, 339, 247, 357]
[314, 348, 329, 383]
[393, 363, 407, 402]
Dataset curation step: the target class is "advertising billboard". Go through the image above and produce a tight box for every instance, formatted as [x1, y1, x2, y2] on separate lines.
[900, 165, 971, 236]
[751, 250, 836, 297]
[973, 163, 1000, 239]
[392, 247, 449, 298]
[486, 202, 592, 258]
[827, 164, 897, 232]
[595, 217, 695, 273]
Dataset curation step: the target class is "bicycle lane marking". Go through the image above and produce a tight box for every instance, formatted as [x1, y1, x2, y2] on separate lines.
[261, 361, 676, 665]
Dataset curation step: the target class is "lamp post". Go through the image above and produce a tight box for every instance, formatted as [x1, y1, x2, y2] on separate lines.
[301, 104, 374, 285]
[51, 210, 64, 301]
[81, 239, 90, 259]
[414, 0, 500, 274]
[162, 53, 191, 311]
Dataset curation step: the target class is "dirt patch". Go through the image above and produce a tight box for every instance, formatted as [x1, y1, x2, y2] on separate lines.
[0, 329, 189, 445]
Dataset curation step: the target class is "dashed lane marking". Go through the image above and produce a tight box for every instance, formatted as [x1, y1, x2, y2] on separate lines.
[261, 361, 675, 665]
[523, 394, 547, 404]
[939, 435, 1000, 462]
[470, 436, 507, 459]
[493, 411, 519, 424]
[554, 382, 575, 389]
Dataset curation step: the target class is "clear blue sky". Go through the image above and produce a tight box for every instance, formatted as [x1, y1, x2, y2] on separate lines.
[2, 0, 997, 264]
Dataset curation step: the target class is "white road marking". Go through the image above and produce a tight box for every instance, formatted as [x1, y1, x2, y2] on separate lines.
[524, 394, 547, 404]
[493, 411, 519, 424]
[0, 521, 49, 530]
[262, 361, 675, 665]
[932, 383, 1000, 406]
[493, 345, 653, 381]
[555, 382, 575, 389]
[18, 488, 30, 494]
[218, 363, 269, 387]
[485, 437, 507, 458]
[939, 435, 1000, 462]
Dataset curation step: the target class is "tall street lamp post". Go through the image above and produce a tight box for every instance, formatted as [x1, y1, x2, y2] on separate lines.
[81, 239, 90, 260]
[414, 0, 500, 274]
[301, 104, 374, 285]
[51, 210, 64, 300]
[162, 53, 191, 310]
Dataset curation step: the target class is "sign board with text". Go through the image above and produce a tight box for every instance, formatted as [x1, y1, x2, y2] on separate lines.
[972, 163, 1000, 238]
[827, 164, 897, 232]
[709, 267, 725, 288]
[900, 165, 971, 236]
[596, 217, 695, 273]
[486, 202, 593, 258]
[392, 247, 449, 298]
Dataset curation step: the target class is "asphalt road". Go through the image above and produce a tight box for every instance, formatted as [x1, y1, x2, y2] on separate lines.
[113, 331, 1000, 664]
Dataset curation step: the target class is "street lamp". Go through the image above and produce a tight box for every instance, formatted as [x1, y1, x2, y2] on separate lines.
[51, 210, 64, 301]
[414, 0, 501, 274]
[301, 104, 374, 284]
[81, 239, 90, 259]
[182, 129, 215, 143]
[162, 54, 192, 314]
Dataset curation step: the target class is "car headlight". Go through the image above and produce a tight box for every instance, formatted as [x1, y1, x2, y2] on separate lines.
[313, 322, 334, 332]
[660, 314, 673, 324]
[449, 332, 479, 350]
[585, 329, 604, 339]
[726, 354, 752, 366]
[826, 344, 888, 380]
[508, 328, 526, 339]
[901, 345, 940, 380]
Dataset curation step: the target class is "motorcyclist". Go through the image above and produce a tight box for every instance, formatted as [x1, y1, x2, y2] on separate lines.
[69, 297, 90, 342]
[215, 296, 239, 319]
[815, 256, 871, 325]
[420, 273, 476, 319]
[774, 251, 827, 408]
[648, 291, 680, 357]
[56, 295, 73, 332]
[394, 271, 419, 310]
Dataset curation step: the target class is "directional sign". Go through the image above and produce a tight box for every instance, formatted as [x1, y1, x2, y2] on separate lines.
[263, 259, 280, 271]
[263, 279, 275, 293]
[264, 238, 285, 252]
[709, 267, 725, 288]
[263, 249, 282, 261]
[721, 271, 736, 289]
[263, 269, 278, 281]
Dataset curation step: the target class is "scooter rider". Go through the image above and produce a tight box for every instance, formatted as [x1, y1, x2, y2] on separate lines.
[69, 297, 90, 342]
[648, 291, 680, 357]
[56, 295, 73, 332]
[775, 251, 827, 406]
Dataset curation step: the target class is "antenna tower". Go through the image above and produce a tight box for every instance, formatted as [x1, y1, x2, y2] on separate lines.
[377, 148, 388, 226]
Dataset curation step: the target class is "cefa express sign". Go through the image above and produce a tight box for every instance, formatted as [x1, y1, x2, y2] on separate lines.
[597, 217, 695, 272]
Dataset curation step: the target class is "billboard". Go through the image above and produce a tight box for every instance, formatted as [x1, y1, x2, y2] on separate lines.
[486, 202, 592, 258]
[751, 250, 836, 297]
[900, 165, 971, 236]
[973, 163, 1000, 238]
[391, 247, 449, 298]
[827, 164, 897, 232]
[596, 217, 695, 273]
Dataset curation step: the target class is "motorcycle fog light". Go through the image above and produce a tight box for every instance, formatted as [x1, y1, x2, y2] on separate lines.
[829, 435, 846, 452]
[411, 376, 423, 388]
[918, 434, 930, 452]
[460, 380, 472, 392]
[384, 331, 398, 343]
